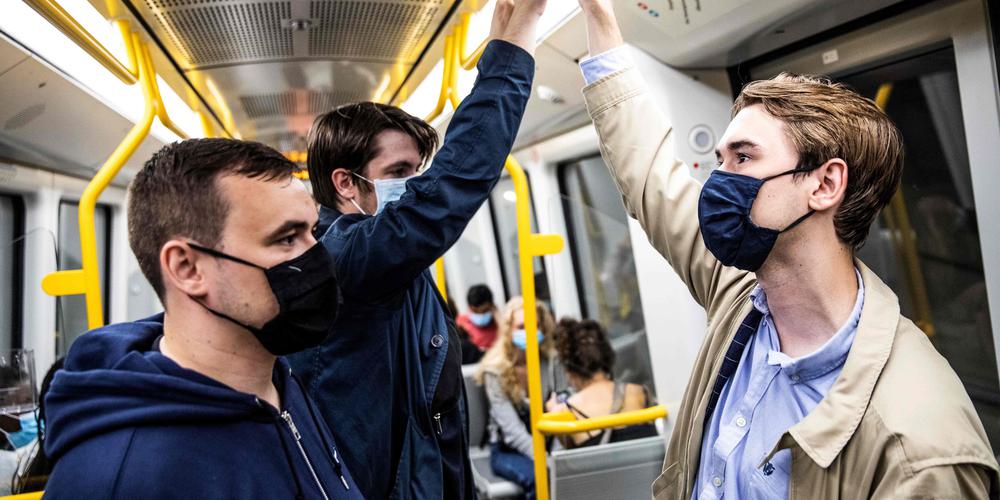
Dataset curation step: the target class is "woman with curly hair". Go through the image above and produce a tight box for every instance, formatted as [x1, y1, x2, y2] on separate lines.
[475, 297, 563, 499]
[545, 318, 657, 448]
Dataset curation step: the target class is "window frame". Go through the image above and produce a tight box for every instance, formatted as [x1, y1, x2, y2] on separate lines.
[0, 193, 26, 349]
[56, 200, 113, 332]
[487, 170, 548, 301]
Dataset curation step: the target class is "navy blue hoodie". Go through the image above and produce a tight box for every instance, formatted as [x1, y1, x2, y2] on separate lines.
[43, 314, 363, 500]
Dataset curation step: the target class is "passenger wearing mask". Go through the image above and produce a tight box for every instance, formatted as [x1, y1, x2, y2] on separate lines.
[43, 139, 361, 499]
[545, 318, 657, 448]
[575, 1, 998, 498]
[286, 1, 548, 498]
[456, 284, 500, 350]
[475, 298, 563, 498]
[447, 297, 485, 365]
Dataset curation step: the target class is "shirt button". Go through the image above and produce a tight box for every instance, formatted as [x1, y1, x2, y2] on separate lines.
[712, 476, 723, 487]
[430, 334, 444, 348]
[790, 373, 800, 382]
[735, 416, 747, 427]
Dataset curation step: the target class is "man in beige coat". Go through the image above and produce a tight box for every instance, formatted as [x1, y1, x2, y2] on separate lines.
[574, 0, 999, 498]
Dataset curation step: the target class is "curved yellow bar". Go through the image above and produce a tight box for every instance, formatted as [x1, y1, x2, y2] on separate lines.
[0, 492, 44, 500]
[425, 34, 456, 122]
[456, 13, 487, 71]
[536, 405, 668, 435]
[142, 42, 189, 140]
[23, 0, 138, 85]
[434, 258, 448, 301]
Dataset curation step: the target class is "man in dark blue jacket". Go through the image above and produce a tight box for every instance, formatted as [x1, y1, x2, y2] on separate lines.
[286, 1, 547, 497]
[44, 139, 361, 499]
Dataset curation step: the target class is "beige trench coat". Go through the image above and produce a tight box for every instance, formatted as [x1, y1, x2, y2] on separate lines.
[582, 66, 1000, 499]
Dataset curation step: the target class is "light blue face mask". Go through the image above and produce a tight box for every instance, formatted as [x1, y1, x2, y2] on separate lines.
[512, 329, 543, 350]
[352, 173, 414, 215]
[4, 412, 38, 449]
[469, 311, 493, 327]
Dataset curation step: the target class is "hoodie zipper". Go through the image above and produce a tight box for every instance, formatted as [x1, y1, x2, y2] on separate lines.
[281, 410, 344, 499]
[433, 412, 443, 435]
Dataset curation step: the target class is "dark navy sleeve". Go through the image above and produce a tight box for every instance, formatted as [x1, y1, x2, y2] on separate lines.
[324, 40, 534, 299]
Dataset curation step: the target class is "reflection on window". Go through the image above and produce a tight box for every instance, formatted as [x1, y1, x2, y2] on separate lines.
[445, 214, 491, 308]
[0, 195, 24, 351]
[56, 202, 111, 356]
[489, 175, 551, 305]
[559, 156, 655, 393]
[845, 47, 999, 447]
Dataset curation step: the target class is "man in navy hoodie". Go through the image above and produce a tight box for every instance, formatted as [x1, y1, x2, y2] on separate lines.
[43, 139, 363, 499]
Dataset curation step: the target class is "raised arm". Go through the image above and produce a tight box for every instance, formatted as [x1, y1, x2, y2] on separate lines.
[328, 1, 546, 298]
[576, 1, 749, 315]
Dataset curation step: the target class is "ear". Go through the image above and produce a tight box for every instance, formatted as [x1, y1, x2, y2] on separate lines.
[160, 240, 209, 299]
[331, 168, 358, 201]
[808, 158, 848, 212]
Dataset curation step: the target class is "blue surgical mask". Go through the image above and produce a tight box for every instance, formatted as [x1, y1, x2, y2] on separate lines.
[512, 329, 543, 350]
[4, 412, 38, 449]
[469, 311, 493, 327]
[697, 166, 816, 271]
[353, 173, 414, 215]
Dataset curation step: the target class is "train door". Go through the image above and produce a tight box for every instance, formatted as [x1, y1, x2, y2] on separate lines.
[748, 0, 1000, 448]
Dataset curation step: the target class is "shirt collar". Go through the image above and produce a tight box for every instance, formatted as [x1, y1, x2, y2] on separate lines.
[759, 268, 865, 381]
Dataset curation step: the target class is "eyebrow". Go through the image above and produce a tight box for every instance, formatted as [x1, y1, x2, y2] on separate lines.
[715, 140, 762, 158]
[263, 220, 311, 241]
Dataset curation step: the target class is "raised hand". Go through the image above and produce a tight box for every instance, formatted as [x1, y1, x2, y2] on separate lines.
[577, 0, 623, 56]
[489, 0, 548, 56]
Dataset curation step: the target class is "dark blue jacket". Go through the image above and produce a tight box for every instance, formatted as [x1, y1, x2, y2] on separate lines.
[287, 40, 534, 499]
[43, 315, 363, 500]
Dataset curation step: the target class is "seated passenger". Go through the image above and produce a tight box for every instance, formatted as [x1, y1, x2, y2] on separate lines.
[545, 319, 657, 448]
[42, 139, 362, 499]
[475, 298, 561, 499]
[447, 297, 484, 364]
[456, 284, 500, 351]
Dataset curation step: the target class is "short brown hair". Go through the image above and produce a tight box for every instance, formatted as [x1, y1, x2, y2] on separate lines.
[307, 102, 438, 208]
[732, 73, 904, 250]
[554, 318, 616, 380]
[128, 138, 296, 299]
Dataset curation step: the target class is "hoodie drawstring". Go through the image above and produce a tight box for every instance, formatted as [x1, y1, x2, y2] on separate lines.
[274, 419, 306, 500]
[295, 374, 350, 490]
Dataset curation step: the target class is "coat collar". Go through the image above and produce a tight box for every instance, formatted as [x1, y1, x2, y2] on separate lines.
[765, 259, 900, 468]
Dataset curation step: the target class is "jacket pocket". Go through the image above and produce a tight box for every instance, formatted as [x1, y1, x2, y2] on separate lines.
[652, 461, 682, 499]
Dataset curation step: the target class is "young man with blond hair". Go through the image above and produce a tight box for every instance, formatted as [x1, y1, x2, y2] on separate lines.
[575, 0, 998, 498]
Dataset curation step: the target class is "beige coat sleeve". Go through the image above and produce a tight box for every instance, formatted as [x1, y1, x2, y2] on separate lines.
[582, 67, 749, 318]
[870, 462, 996, 500]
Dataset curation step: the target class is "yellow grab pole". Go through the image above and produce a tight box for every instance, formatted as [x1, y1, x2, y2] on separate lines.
[536, 405, 668, 434]
[41, 31, 159, 329]
[0, 492, 44, 500]
[873, 84, 934, 336]
[456, 13, 487, 71]
[23, 0, 138, 85]
[505, 156, 565, 500]
[434, 259, 448, 302]
[142, 42, 189, 140]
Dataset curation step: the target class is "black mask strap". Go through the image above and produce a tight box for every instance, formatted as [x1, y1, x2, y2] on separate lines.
[187, 242, 266, 270]
[780, 209, 816, 233]
[761, 164, 819, 182]
[191, 295, 265, 336]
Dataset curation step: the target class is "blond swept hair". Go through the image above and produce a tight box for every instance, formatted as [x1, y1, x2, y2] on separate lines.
[475, 297, 556, 406]
[733, 73, 904, 250]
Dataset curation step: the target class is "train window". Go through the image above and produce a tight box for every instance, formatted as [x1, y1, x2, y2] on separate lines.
[488, 174, 552, 305]
[559, 156, 656, 392]
[56, 201, 111, 356]
[0, 194, 25, 351]
[841, 47, 1000, 447]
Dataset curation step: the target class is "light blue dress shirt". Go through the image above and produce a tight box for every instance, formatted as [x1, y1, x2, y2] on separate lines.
[580, 51, 866, 497]
[692, 269, 864, 500]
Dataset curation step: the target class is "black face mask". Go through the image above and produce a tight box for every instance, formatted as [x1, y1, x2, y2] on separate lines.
[187, 242, 341, 356]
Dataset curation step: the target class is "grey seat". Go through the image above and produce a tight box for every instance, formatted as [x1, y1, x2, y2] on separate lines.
[548, 436, 666, 500]
[463, 364, 524, 499]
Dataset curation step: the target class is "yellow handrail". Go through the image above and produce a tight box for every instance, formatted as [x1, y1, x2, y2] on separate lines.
[23, 0, 138, 85]
[504, 156, 565, 500]
[41, 26, 187, 329]
[536, 405, 668, 434]
[0, 492, 44, 500]
[873, 84, 934, 336]
[456, 13, 487, 71]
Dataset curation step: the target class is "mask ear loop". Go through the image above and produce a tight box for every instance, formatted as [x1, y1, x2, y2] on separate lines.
[187, 242, 265, 270]
[761, 163, 821, 233]
[349, 172, 373, 215]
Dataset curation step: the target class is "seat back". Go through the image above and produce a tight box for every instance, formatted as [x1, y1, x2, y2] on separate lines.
[548, 435, 666, 500]
[462, 364, 488, 449]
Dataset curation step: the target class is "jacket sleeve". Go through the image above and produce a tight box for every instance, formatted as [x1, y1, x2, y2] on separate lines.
[581, 67, 751, 318]
[870, 462, 997, 499]
[484, 373, 533, 457]
[328, 40, 534, 299]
